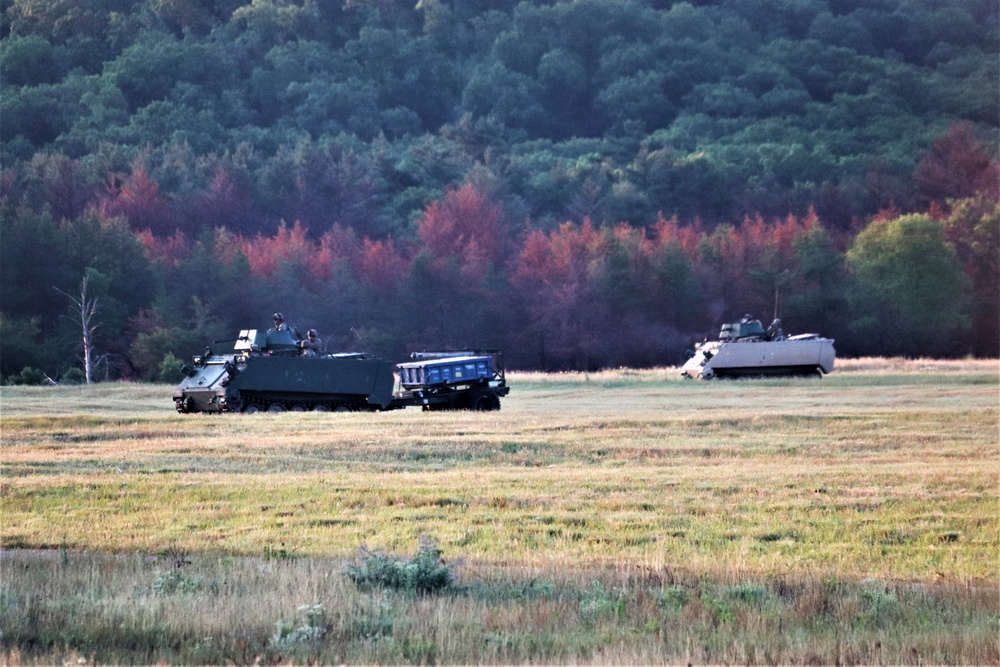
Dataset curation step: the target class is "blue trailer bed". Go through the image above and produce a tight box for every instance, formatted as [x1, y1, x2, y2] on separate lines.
[397, 355, 494, 389]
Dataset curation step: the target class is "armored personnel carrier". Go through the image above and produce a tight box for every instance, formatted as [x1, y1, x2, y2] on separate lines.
[680, 318, 835, 379]
[173, 328, 508, 413]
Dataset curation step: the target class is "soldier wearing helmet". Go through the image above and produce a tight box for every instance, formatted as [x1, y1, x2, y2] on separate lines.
[298, 328, 322, 357]
[270, 312, 289, 332]
[766, 318, 784, 341]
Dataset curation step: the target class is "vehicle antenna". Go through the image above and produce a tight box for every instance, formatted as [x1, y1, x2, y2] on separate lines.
[350, 327, 371, 354]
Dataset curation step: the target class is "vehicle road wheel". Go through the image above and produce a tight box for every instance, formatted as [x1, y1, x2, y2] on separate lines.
[312, 404, 330, 412]
[267, 403, 286, 413]
[469, 388, 500, 411]
[290, 405, 307, 412]
[243, 404, 262, 414]
[334, 404, 352, 413]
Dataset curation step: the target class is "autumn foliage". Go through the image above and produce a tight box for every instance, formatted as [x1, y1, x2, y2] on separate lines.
[915, 122, 1000, 206]
[95, 164, 171, 235]
[417, 184, 508, 280]
[1, 124, 998, 380]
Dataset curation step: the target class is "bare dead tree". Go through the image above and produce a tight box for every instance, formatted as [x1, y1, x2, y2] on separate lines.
[55, 275, 100, 384]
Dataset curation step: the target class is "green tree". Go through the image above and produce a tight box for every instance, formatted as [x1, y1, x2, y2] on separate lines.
[0, 314, 47, 380]
[0, 34, 63, 86]
[228, 0, 321, 56]
[0, 203, 76, 325]
[103, 33, 226, 112]
[845, 214, 970, 357]
[596, 70, 673, 134]
[346, 27, 461, 131]
[785, 223, 847, 336]
[17, 151, 98, 221]
[128, 303, 221, 381]
[944, 197, 1000, 357]
[536, 47, 592, 138]
[461, 63, 545, 133]
[60, 213, 157, 327]
[149, 228, 266, 339]
[1, 82, 75, 148]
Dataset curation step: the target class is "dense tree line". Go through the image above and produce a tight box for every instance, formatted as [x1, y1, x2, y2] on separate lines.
[0, 0, 997, 381]
[2, 176, 996, 381]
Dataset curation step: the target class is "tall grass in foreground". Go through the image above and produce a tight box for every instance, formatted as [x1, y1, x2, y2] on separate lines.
[2, 549, 997, 665]
[1, 360, 997, 664]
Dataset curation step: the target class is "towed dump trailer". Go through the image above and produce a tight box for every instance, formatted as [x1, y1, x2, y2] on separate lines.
[173, 329, 509, 413]
[396, 351, 508, 411]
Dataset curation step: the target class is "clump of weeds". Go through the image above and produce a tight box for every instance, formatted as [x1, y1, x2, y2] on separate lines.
[346, 535, 459, 594]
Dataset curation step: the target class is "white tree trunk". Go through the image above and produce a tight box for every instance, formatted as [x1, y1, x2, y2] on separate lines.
[56, 276, 99, 384]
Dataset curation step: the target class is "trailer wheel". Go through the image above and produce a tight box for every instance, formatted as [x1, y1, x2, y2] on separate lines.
[243, 404, 262, 414]
[334, 404, 352, 413]
[312, 404, 331, 412]
[267, 403, 286, 413]
[469, 388, 501, 411]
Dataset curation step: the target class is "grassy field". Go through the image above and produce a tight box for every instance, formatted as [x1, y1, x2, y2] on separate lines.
[1, 359, 998, 664]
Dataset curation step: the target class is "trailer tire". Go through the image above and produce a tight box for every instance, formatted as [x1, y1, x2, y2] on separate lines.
[243, 404, 262, 414]
[267, 403, 286, 413]
[469, 388, 501, 411]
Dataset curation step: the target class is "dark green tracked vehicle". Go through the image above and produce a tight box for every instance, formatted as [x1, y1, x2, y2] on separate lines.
[173, 329, 508, 413]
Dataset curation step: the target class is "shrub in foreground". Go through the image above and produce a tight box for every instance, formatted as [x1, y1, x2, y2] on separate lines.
[346, 536, 457, 594]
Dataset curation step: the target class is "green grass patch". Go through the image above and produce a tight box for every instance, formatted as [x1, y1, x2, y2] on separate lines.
[1, 359, 997, 663]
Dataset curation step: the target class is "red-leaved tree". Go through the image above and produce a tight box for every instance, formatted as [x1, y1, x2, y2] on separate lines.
[243, 221, 313, 280]
[137, 229, 189, 268]
[914, 122, 1000, 206]
[354, 238, 407, 293]
[416, 183, 507, 281]
[510, 219, 607, 368]
[94, 163, 171, 234]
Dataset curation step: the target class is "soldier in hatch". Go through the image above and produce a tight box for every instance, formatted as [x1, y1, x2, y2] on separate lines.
[298, 329, 322, 357]
[766, 318, 784, 341]
[270, 312, 289, 331]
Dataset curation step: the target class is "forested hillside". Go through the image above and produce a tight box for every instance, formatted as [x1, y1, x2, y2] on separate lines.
[1, 0, 997, 381]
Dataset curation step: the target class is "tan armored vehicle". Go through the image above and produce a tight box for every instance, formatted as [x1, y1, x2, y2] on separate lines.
[681, 317, 835, 379]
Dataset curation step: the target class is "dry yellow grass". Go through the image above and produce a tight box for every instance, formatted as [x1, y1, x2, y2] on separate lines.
[2, 359, 997, 581]
[1, 359, 998, 664]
